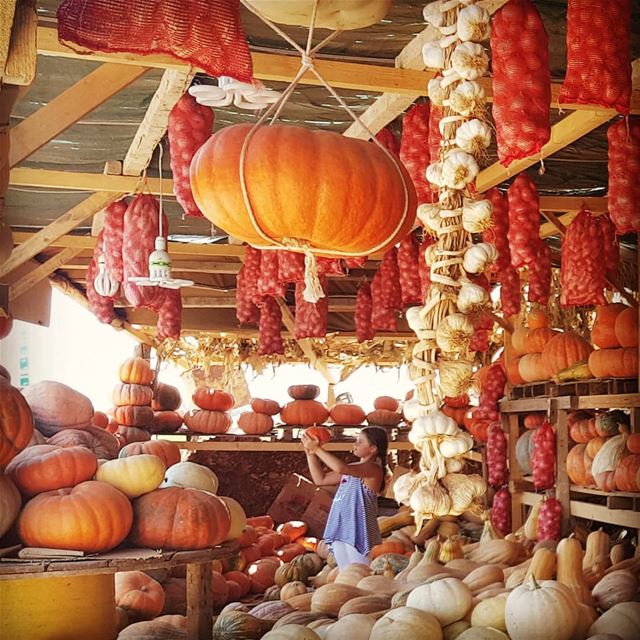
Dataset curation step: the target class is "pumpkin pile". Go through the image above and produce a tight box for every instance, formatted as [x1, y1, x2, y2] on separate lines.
[589, 304, 639, 379]
[567, 409, 640, 492]
[366, 396, 403, 427]
[238, 398, 282, 436]
[280, 386, 329, 427]
[183, 388, 234, 434]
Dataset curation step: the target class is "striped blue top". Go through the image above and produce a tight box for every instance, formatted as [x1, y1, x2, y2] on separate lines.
[323, 474, 381, 557]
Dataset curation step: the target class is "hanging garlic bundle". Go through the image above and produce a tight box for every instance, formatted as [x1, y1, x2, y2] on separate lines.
[405, 0, 494, 526]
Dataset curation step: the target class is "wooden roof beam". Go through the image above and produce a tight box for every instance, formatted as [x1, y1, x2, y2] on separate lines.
[477, 58, 640, 192]
[9, 63, 147, 168]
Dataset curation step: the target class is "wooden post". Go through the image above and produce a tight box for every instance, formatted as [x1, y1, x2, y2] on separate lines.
[186, 561, 213, 640]
[506, 413, 524, 531]
[551, 398, 571, 536]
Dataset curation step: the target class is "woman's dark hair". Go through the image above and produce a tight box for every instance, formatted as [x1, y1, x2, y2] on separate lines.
[361, 426, 389, 493]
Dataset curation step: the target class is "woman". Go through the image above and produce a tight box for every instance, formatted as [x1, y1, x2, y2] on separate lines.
[301, 426, 389, 569]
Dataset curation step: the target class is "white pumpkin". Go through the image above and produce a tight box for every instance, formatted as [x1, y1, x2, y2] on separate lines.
[406, 578, 473, 626]
[326, 614, 376, 640]
[219, 496, 247, 541]
[161, 461, 219, 493]
[370, 606, 443, 640]
[436, 313, 474, 354]
[457, 629, 509, 640]
[262, 624, 321, 640]
[587, 602, 640, 640]
[96, 454, 166, 498]
[470, 593, 508, 631]
[505, 579, 579, 640]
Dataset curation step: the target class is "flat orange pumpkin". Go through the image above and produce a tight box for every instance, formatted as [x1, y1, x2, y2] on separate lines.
[190, 124, 416, 256]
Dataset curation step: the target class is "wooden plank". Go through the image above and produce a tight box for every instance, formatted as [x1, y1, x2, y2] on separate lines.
[569, 499, 640, 529]
[500, 398, 558, 413]
[9, 247, 81, 301]
[0, 192, 122, 278]
[577, 394, 640, 410]
[0, 1, 17, 78]
[172, 440, 414, 452]
[506, 414, 524, 530]
[186, 561, 213, 640]
[2, 0, 37, 86]
[122, 69, 195, 176]
[552, 399, 571, 536]
[9, 64, 147, 168]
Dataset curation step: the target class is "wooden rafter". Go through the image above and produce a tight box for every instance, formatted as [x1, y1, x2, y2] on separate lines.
[2, 0, 37, 86]
[9, 246, 82, 301]
[0, 191, 123, 278]
[9, 63, 148, 168]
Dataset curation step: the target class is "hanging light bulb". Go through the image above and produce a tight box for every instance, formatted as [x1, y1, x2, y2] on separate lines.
[128, 142, 194, 289]
[93, 253, 119, 297]
[188, 77, 280, 111]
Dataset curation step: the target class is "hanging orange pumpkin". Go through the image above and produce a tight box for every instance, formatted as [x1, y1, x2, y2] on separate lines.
[190, 124, 416, 257]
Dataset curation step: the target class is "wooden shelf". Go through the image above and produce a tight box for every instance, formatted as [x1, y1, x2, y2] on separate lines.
[500, 397, 572, 413]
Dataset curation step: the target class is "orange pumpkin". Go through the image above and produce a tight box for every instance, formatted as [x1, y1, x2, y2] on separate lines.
[240, 543, 262, 565]
[6, 444, 98, 497]
[613, 455, 640, 491]
[566, 445, 594, 487]
[238, 411, 274, 435]
[591, 304, 627, 348]
[0, 380, 34, 469]
[585, 436, 608, 459]
[276, 542, 306, 562]
[112, 383, 153, 407]
[374, 396, 400, 411]
[114, 405, 154, 428]
[525, 328, 559, 353]
[129, 487, 231, 550]
[569, 416, 598, 444]
[506, 357, 526, 385]
[329, 403, 366, 426]
[511, 327, 530, 356]
[246, 515, 274, 530]
[119, 440, 181, 469]
[151, 383, 182, 411]
[150, 410, 183, 434]
[443, 394, 470, 408]
[298, 536, 318, 552]
[371, 540, 406, 559]
[182, 409, 232, 434]
[115, 571, 165, 621]
[246, 557, 281, 593]
[614, 306, 639, 348]
[251, 398, 281, 416]
[280, 400, 329, 426]
[119, 357, 154, 385]
[366, 409, 402, 426]
[237, 525, 258, 548]
[277, 521, 308, 542]
[527, 309, 550, 329]
[192, 389, 234, 411]
[17, 480, 133, 552]
[463, 409, 491, 442]
[626, 433, 640, 454]
[191, 123, 417, 256]
[48, 426, 120, 459]
[115, 425, 151, 445]
[588, 348, 638, 379]
[441, 404, 468, 426]
[92, 411, 109, 429]
[541, 332, 593, 377]
[224, 571, 252, 597]
[288, 385, 320, 400]
[211, 571, 230, 610]
[524, 413, 546, 430]
[257, 533, 277, 556]
[518, 353, 549, 382]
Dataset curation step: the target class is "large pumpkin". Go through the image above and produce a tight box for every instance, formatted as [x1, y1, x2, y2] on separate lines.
[591, 303, 628, 348]
[129, 487, 230, 550]
[119, 440, 181, 469]
[566, 444, 594, 486]
[21, 381, 93, 436]
[0, 380, 34, 469]
[182, 409, 232, 434]
[112, 383, 153, 407]
[6, 444, 98, 497]
[17, 480, 133, 552]
[614, 307, 639, 348]
[329, 403, 366, 426]
[48, 426, 120, 459]
[219, 496, 247, 542]
[0, 473, 21, 538]
[191, 124, 416, 258]
[192, 388, 234, 411]
[541, 332, 593, 377]
[525, 328, 559, 354]
[588, 348, 638, 379]
[280, 400, 329, 426]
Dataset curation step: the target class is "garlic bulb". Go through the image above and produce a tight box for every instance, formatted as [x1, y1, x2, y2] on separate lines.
[436, 313, 474, 353]
[417, 203, 441, 236]
[393, 471, 422, 506]
[462, 198, 493, 234]
[422, 42, 445, 70]
[406, 306, 427, 334]
[441, 150, 479, 190]
[403, 397, 432, 422]
[445, 457, 465, 474]
[423, 2, 445, 28]
[426, 161, 445, 188]
[463, 242, 498, 274]
[455, 119, 491, 155]
[457, 279, 489, 313]
[449, 81, 486, 117]
[457, 4, 491, 42]
[439, 359, 473, 397]
[424, 243, 439, 267]
[410, 483, 452, 522]
[411, 411, 459, 439]
[428, 77, 447, 107]
[451, 42, 489, 80]
[439, 431, 474, 458]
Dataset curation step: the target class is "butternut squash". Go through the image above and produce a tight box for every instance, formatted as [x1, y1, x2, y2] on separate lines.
[395, 548, 423, 582]
[523, 499, 542, 541]
[467, 540, 522, 566]
[463, 565, 505, 595]
[377, 511, 415, 536]
[524, 548, 556, 582]
[556, 534, 594, 606]
[583, 528, 611, 573]
[610, 543, 627, 566]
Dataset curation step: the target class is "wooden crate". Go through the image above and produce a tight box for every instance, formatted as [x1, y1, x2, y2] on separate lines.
[507, 381, 552, 400]
[550, 377, 638, 398]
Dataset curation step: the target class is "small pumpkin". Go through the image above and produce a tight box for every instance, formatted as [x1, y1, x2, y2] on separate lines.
[566, 445, 594, 486]
[151, 411, 183, 434]
[251, 398, 281, 416]
[614, 455, 640, 491]
[112, 383, 153, 407]
[592, 570, 639, 611]
[275, 561, 309, 587]
[116, 425, 150, 445]
[288, 385, 320, 400]
[162, 461, 218, 493]
[277, 520, 308, 542]
[527, 309, 550, 329]
[119, 357, 154, 385]
[115, 570, 165, 621]
[329, 403, 366, 426]
[152, 383, 182, 411]
[373, 396, 400, 412]
[281, 400, 329, 426]
[119, 439, 181, 469]
[212, 611, 272, 640]
[304, 426, 331, 444]
[182, 409, 232, 434]
[238, 411, 274, 435]
[614, 306, 639, 348]
[280, 581, 308, 601]
[96, 454, 166, 498]
[247, 557, 282, 593]
[192, 388, 234, 411]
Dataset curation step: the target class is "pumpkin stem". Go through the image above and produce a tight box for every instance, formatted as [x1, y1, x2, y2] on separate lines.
[529, 574, 541, 590]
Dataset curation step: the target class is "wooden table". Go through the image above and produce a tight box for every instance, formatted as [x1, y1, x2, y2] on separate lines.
[0, 544, 238, 640]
